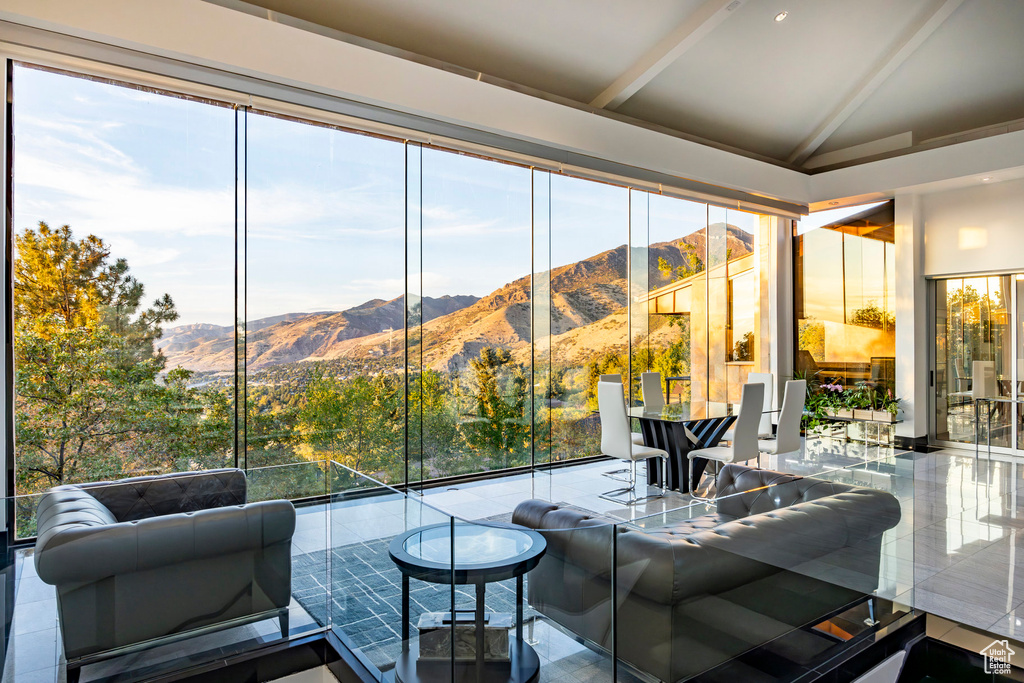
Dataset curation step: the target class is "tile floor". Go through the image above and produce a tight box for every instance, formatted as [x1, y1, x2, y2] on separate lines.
[6, 438, 1024, 682]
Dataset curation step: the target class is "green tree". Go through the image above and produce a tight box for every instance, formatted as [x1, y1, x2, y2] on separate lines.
[463, 348, 529, 468]
[13, 223, 219, 496]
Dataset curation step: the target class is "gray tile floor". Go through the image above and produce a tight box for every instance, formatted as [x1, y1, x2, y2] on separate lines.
[7, 439, 1024, 682]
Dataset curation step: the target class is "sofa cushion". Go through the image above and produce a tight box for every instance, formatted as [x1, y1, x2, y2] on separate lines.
[77, 469, 246, 521]
[643, 512, 739, 538]
[715, 464, 857, 519]
[36, 488, 117, 534]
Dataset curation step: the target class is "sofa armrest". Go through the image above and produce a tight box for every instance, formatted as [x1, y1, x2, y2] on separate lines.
[36, 499, 294, 586]
[78, 469, 247, 521]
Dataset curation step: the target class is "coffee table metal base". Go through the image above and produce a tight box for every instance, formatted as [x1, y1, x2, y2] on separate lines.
[395, 637, 540, 683]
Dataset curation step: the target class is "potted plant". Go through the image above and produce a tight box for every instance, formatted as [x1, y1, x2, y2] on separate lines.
[850, 383, 874, 421]
[800, 376, 833, 433]
[873, 389, 901, 423]
[820, 382, 845, 417]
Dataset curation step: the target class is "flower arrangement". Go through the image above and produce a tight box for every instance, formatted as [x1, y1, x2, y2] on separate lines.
[801, 377, 901, 430]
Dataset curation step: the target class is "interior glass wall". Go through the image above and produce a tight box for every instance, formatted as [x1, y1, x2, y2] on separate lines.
[934, 276, 1012, 447]
[7, 62, 773, 535]
[795, 201, 896, 392]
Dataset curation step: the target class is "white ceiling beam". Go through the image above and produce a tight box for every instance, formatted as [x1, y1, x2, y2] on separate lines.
[787, 0, 964, 166]
[589, 0, 746, 110]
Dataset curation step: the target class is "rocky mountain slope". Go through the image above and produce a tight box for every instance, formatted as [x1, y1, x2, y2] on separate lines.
[159, 224, 753, 373]
[158, 295, 478, 372]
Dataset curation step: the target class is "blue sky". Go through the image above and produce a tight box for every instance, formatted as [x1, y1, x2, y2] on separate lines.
[13, 65, 758, 328]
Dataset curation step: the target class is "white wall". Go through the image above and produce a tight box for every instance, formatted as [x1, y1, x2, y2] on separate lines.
[895, 194, 928, 440]
[922, 177, 1024, 277]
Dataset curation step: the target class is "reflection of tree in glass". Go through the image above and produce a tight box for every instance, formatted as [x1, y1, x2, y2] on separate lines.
[849, 300, 895, 332]
[799, 319, 825, 362]
[657, 242, 703, 282]
[732, 331, 754, 362]
[945, 283, 1006, 369]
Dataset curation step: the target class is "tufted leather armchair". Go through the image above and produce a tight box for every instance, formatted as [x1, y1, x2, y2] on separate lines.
[34, 469, 295, 673]
[513, 464, 901, 683]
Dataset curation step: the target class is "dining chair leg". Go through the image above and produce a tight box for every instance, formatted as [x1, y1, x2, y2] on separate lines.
[688, 458, 715, 502]
[601, 459, 666, 506]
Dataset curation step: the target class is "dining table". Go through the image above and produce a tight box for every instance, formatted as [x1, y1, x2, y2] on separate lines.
[628, 403, 738, 493]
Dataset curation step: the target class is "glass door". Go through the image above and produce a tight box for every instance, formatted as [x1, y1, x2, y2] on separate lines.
[934, 276, 1014, 451]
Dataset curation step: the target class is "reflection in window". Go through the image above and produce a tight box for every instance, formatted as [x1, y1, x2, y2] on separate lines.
[729, 270, 755, 362]
[934, 275, 1011, 446]
[795, 201, 895, 392]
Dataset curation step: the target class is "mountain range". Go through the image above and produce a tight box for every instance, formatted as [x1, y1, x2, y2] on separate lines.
[157, 224, 754, 374]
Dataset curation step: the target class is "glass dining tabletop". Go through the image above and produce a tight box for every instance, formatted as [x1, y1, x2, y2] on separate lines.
[627, 402, 736, 422]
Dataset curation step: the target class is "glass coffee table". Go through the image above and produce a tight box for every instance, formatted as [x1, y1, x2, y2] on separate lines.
[389, 522, 547, 683]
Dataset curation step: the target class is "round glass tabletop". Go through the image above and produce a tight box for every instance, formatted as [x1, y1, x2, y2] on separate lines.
[403, 524, 536, 566]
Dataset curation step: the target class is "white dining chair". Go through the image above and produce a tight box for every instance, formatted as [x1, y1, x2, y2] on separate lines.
[757, 380, 806, 463]
[721, 372, 773, 443]
[686, 381, 764, 500]
[641, 371, 665, 410]
[597, 376, 644, 482]
[597, 381, 669, 505]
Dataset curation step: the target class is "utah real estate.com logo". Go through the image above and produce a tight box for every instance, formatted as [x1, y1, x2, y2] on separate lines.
[981, 639, 1015, 675]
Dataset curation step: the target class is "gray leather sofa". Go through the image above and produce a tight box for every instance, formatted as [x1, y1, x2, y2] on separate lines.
[512, 464, 902, 682]
[34, 469, 295, 673]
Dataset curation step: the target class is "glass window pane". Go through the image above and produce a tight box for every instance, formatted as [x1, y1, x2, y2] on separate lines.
[245, 112, 407, 482]
[550, 175, 629, 461]
[11, 65, 235, 535]
[419, 148, 532, 476]
[647, 194, 707, 407]
[935, 275, 1012, 446]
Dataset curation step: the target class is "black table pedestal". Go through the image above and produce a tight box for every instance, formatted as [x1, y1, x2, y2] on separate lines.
[389, 523, 546, 683]
[637, 415, 735, 492]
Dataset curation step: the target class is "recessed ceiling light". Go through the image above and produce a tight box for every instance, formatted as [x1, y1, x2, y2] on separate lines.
[982, 177, 992, 182]
[774, 11, 789, 22]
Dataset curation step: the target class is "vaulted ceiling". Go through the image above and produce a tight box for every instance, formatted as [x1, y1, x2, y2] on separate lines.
[236, 0, 1024, 172]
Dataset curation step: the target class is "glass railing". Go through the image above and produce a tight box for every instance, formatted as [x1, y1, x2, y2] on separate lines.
[3, 443, 924, 683]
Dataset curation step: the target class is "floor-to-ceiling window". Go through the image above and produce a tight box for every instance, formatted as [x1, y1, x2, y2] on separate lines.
[245, 110, 407, 494]
[10, 64, 236, 535]
[547, 175, 629, 461]
[411, 148, 532, 479]
[637, 194, 767, 410]
[7, 60, 776, 536]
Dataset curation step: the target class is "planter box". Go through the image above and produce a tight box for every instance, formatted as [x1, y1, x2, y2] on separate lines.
[836, 409, 854, 419]
[871, 410, 897, 423]
[852, 409, 874, 421]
